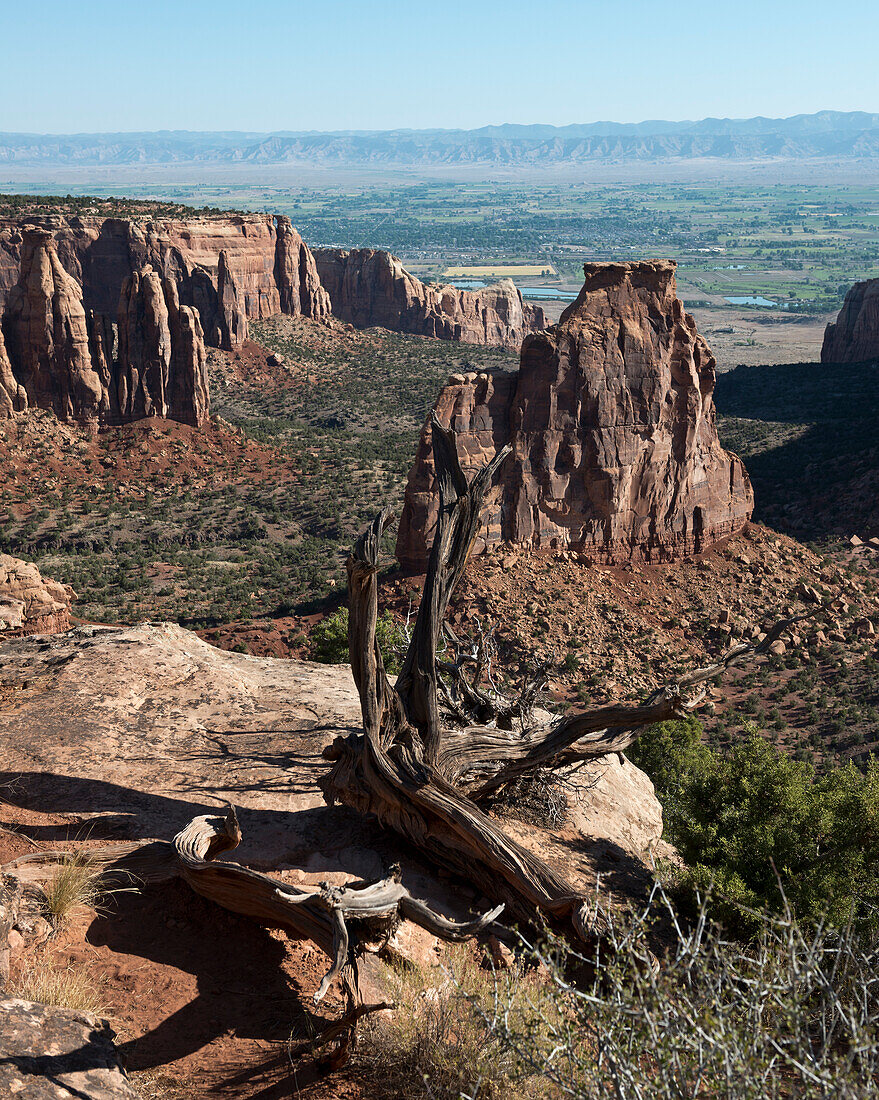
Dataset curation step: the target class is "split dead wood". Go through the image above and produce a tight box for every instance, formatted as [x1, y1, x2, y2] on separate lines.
[321, 413, 820, 949]
[1, 804, 501, 1062]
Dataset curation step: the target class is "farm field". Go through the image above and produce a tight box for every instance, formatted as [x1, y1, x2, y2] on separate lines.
[6, 165, 878, 323]
[441, 263, 555, 278]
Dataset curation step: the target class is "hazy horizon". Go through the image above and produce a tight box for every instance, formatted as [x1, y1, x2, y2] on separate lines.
[2, 109, 879, 139]
[5, 0, 879, 133]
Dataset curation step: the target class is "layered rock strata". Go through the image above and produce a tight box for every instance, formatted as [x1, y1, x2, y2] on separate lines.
[822, 277, 879, 363]
[397, 260, 753, 569]
[0, 215, 538, 358]
[274, 216, 332, 321]
[2, 229, 104, 422]
[116, 267, 209, 425]
[314, 248, 545, 349]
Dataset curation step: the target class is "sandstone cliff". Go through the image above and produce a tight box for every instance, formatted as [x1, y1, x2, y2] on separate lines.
[0, 324, 26, 418]
[822, 277, 879, 363]
[0, 214, 539, 358]
[0, 234, 208, 427]
[0, 213, 330, 348]
[314, 248, 545, 349]
[2, 229, 104, 422]
[115, 267, 209, 426]
[397, 260, 753, 570]
[274, 216, 331, 322]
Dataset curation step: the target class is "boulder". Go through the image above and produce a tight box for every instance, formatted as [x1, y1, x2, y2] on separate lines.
[0, 999, 136, 1099]
[0, 555, 74, 635]
[216, 249, 248, 350]
[397, 260, 753, 570]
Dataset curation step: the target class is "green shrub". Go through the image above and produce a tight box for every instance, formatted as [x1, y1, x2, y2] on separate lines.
[308, 607, 404, 673]
[475, 888, 879, 1099]
[629, 719, 879, 933]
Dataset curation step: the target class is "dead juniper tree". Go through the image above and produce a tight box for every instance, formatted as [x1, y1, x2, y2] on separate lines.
[321, 415, 812, 948]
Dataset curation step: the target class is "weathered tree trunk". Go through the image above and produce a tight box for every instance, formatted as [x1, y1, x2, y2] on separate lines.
[321, 415, 814, 945]
[2, 805, 500, 1062]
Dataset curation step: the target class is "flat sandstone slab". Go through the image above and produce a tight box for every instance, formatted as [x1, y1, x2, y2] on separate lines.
[0, 622, 666, 902]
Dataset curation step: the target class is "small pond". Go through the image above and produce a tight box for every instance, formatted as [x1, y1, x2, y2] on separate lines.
[724, 295, 778, 307]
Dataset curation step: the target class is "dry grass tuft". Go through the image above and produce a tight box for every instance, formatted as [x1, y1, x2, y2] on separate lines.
[41, 852, 105, 923]
[358, 945, 554, 1100]
[9, 953, 106, 1015]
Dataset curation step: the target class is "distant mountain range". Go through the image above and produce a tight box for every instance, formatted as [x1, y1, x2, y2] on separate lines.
[2, 112, 878, 167]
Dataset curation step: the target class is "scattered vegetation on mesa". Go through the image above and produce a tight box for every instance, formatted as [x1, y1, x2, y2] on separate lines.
[0, 192, 236, 219]
[0, 323, 517, 632]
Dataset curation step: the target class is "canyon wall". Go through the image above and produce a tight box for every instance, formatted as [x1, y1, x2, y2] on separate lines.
[2, 228, 105, 422]
[0, 212, 331, 348]
[314, 248, 546, 349]
[0, 230, 208, 426]
[397, 260, 753, 569]
[0, 210, 547, 428]
[115, 266, 210, 426]
[0, 215, 539, 355]
[822, 277, 879, 363]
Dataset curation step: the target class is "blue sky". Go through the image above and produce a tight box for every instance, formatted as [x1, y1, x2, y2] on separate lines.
[4, 0, 878, 133]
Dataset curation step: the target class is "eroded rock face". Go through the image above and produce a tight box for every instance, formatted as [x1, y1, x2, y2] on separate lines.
[0, 213, 331, 348]
[116, 267, 173, 420]
[165, 282, 210, 427]
[0, 999, 137, 1099]
[314, 248, 545, 349]
[0, 216, 538, 357]
[0, 622, 665, 902]
[115, 267, 209, 425]
[0, 554, 74, 635]
[397, 260, 753, 569]
[0, 324, 26, 418]
[822, 277, 879, 363]
[274, 216, 331, 322]
[215, 249, 248, 350]
[2, 229, 104, 423]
